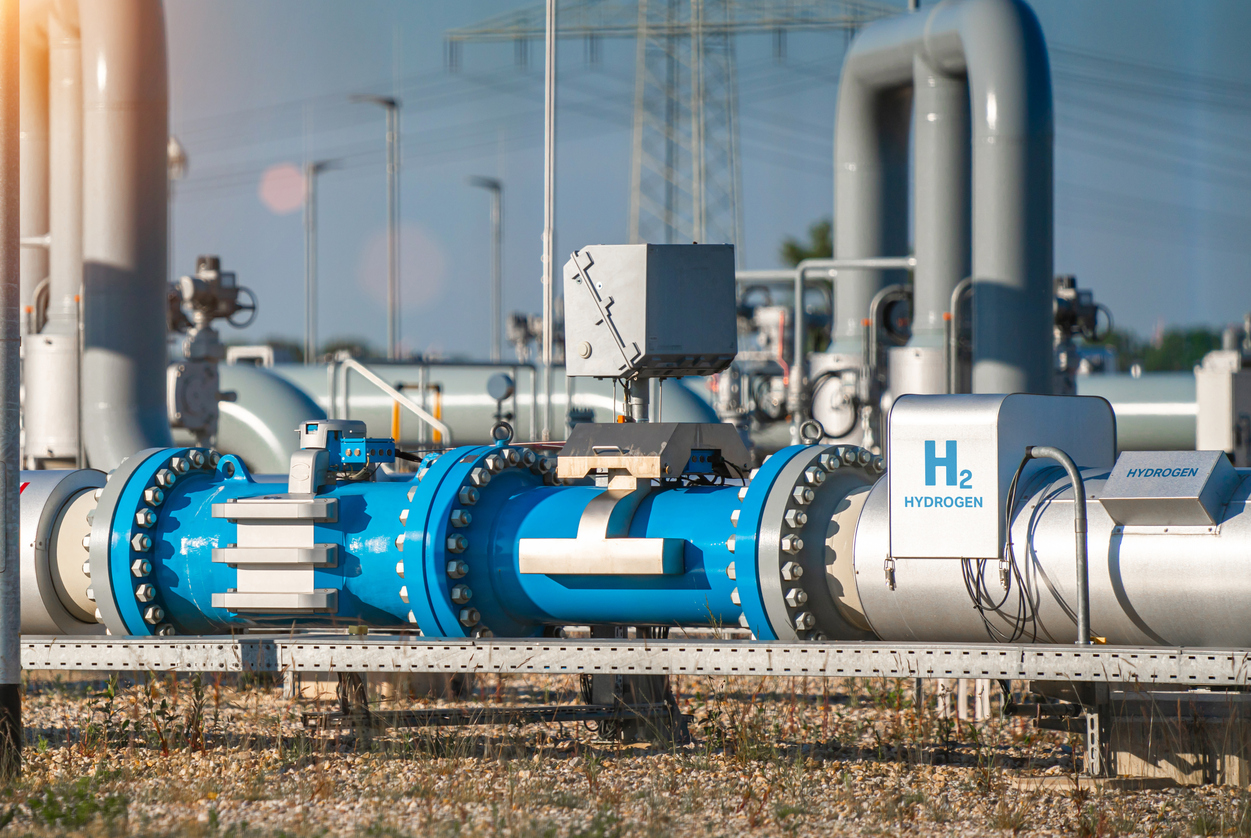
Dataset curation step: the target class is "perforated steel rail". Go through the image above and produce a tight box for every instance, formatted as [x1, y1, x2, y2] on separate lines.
[20, 636, 1251, 686]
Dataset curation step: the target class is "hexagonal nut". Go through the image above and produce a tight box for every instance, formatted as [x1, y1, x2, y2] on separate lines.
[170, 457, 189, 475]
[81, 534, 91, 550]
[473, 627, 494, 639]
[447, 534, 468, 554]
[93, 487, 104, 501]
[871, 455, 885, 474]
[459, 607, 481, 627]
[485, 455, 504, 474]
[143, 487, 165, 507]
[521, 449, 537, 467]
[730, 587, 741, 606]
[458, 487, 480, 506]
[857, 449, 873, 467]
[791, 486, 814, 506]
[131, 533, 152, 552]
[794, 611, 816, 631]
[156, 624, 176, 637]
[781, 561, 804, 581]
[82, 560, 92, 577]
[155, 469, 176, 489]
[840, 447, 859, 466]
[143, 605, 165, 625]
[131, 559, 152, 577]
[135, 508, 157, 529]
[730, 509, 740, 526]
[738, 486, 749, 502]
[188, 450, 206, 468]
[86, 587, 95, 602]
[535, 457, 554, 475]
[86, 509, 95, 525]
[450, 584, 472, 605]
[446, 559, 469, 579]
[470, 468, 492, 487]
[135, 584, 156, 603]
[784, 509, 808, 529]
[399, 586, 409, 604]
[395, 561, 405, 578]
[503, 448, 521, 467]
[727, 561, 736, 581]
[818, 452, 842, 472]
[781, 534, 804, 554]
[803, 466, 826, 486]
[784, 587, 808, 608]
[450, 509, 472, 528]
[209, 452, 222, 468]
[726, 535, 736, 554]
[543, 471, 560, 486]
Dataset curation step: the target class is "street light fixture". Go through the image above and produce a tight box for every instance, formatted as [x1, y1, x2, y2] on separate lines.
[304, 159, 340, 365]
[468, 176, 503, 363]
[351, 94, 401, 361]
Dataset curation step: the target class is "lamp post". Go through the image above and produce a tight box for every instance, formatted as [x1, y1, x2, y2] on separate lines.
[351, 95, 401, 360]
[468, 176, 503, 363]
[304, 159, 338, 365]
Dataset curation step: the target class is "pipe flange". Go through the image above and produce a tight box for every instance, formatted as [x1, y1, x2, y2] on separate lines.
[405, 444, 545, 638]
[88, 447, 216, 636]
[755, 445, 881, 642]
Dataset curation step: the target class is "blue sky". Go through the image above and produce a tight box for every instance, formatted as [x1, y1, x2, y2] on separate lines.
[166, 0, 1251, 357]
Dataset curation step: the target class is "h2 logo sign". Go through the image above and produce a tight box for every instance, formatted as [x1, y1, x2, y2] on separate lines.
[924, 440, 972, 489]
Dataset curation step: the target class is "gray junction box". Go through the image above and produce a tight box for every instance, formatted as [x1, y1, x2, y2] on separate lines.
[1100, 450, 1242, 526]
[562, 244, 737, 380]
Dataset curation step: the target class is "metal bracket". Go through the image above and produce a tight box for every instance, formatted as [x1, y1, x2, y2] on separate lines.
[884, 556, 896, 591]
[518, 475, 683, 575]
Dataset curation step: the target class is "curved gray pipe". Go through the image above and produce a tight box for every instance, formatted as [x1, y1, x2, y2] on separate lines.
[834, 0, 1053, 393]
[78, 0, 172, 468]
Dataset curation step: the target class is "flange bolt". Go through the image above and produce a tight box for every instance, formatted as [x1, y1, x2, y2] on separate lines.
[450, 509, 472, 528]
[450, 584, 472, 605]
[447, 534, 468, 554]
[132, 559, 152, 577]
[784, 509, 807, 528]
[131, 533, 152, 552]
[459, 607, 480, 627]
[785, 587, 808, 608]
[781, 561, 804, 580]
[135, 509, 156, 529]
[458, 487, 480, 506]
[803, 466, 826, 486]
[136, 584, 156, 603]
[143, 487, 165, 507]
[447, 559, 469, 579]
[144, 605, 165, 625]
[794, 611, 816, 631]
[781, 534, 804, 554]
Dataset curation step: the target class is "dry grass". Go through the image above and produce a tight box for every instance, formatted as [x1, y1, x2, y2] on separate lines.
[3, 671, 1246, 837]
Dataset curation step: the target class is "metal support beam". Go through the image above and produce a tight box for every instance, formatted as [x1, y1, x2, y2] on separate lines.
[20, 637, 1251, 687]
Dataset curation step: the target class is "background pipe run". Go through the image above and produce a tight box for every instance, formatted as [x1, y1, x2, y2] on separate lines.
[834, 0, 1053, 395]
[78, 0, 173, 468]
[18, 0, 48, 335]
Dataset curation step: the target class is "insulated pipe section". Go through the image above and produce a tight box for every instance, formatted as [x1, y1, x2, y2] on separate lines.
[79, 0, 173, 468]
[18, 469, 105, 634]
[911, 54, 970, 349]
[44, 440, 883, 640]
[851, 465, 1251, 648]
[834, 0, 1053, 394]
[832, 61, 910, 353]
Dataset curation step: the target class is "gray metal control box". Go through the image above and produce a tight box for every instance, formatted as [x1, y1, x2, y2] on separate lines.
[1101, 450, 1242, 526]
[562, 244, 737, 380]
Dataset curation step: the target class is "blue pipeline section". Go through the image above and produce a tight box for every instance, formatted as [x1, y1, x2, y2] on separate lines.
[93, 442, 810, 638]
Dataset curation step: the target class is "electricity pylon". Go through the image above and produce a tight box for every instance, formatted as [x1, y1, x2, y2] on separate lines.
[447, 0, 899, 261]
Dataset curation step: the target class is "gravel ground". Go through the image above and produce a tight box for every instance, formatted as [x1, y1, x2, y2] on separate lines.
[4, 671, 1248, 837]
